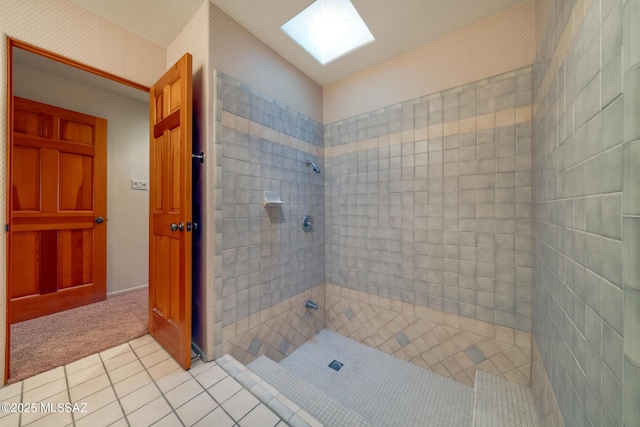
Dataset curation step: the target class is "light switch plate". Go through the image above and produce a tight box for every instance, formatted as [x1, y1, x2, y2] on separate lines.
[131, 179, 149, 191]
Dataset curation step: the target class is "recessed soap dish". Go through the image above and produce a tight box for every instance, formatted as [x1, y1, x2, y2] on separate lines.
[263, 191, 284, 207]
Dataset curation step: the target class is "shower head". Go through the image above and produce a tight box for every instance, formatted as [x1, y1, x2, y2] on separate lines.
[306, 160, 321, 174]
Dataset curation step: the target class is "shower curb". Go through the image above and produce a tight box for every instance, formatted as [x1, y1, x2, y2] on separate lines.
[217, 354, 324, 427]
[246, 355, 374, 427]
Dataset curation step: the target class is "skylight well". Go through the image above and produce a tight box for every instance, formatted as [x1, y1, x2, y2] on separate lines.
[281, 0, 375, 66]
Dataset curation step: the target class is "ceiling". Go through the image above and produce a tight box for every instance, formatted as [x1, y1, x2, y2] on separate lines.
[71, 0, 527, 87]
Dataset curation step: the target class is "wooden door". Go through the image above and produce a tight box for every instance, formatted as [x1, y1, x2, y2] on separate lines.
[149, 53, 193, 369]
[9, 97, 107, 323]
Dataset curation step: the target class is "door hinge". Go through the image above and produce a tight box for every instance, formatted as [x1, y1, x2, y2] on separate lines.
[5, 224, 8, 232]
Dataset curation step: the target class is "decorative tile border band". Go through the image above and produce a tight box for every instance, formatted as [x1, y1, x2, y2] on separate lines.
[220, 104, 533, 161]
[325, 105, 532, 159]
[534, 0, 592, 113]
[221, 110, 323, 158]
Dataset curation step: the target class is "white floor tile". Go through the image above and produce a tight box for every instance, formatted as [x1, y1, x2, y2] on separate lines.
[126, 396, 172, 427]
[22, 367, 65, 392]
[21, 390, 68, 426]
[175, 392, 219, 426]
[75, 401, 124, 427]
[5, 335, 289, 427]
[139, 348, 171, 369]
[107, 418, 128, 427]
[67, 363, 106, 388]
[23, 377, 67, 403]
[147, 358, 180, 381]
[238, 403, 281, 427]
[119, 382, 161, 415]
[102, 350, 137, 372]
[154, 367, 191, 394]
[128, 335, 155, 349]
[164, 378, 204, 409]
[194, 364, 228, 389]
[23, 410, 72, 427]
[0, 382, 22, 402]
[69, 374, 110, 402]
[208, 376, 242, 404]
[65, 354, 101, 375]
[107, 360, 144, 384]
[74, 386, 117, 420]
[223, 388, 259, 421]
[132, 341, 162, 359]
[0, 413, 20, 426]
[113, 370, 152, 399]
[0, 392, 21, 421]
[193, 406, 235, 427]
[100, 343, 131, 361]
[152, 412, 182, 427]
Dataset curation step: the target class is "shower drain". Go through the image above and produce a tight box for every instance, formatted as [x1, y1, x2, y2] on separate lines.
[328, 360, 344, 371]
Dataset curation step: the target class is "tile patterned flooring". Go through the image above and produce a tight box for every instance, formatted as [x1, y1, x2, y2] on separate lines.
[325, 287, 532, 387]
[270, 329, 473, 427]
[0, 335, 283, 427]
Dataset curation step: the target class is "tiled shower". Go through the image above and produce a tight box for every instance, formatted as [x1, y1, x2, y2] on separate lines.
[209, 0, 639, 426]
[213, 67, 535, 395]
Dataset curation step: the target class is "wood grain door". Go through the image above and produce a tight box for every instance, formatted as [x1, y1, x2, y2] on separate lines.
[9, 97, 107, 323]
[149, 53, 193, 369]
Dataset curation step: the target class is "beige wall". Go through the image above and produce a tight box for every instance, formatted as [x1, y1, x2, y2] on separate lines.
[208, 2, 323, 123]
[0, 0, 167, 381]
[13, 63, 150, 295]
[323, 0, 535, 124]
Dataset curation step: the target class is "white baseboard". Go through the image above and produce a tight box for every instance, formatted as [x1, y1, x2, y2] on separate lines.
[107, 284, 148, 297]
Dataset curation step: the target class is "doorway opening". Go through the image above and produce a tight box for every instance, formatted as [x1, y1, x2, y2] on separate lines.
[6, 39, 151, 383]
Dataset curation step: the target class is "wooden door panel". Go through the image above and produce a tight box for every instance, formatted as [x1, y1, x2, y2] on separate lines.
[153, 134, 164, 212]
[59, 229, 93, 288]
[170, 81, 181, 113]
[151, 235, 182, 324]
[38, 230, 58, 295]
[40, 148, 59, 213]
[12, 147, 40, 211]
[9, 97, 107, 324]
[153, 235, 170, 315]
[9, 232, 39, 298]
[59, 153, 93, 211]
[170, 127, 181, 212]
[59, 119, 94, 145]
[13, 108, 53, 137]
[149, 53, 192, 369]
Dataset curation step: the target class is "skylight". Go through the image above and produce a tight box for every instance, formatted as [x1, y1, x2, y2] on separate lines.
[281, 0, 375, 66]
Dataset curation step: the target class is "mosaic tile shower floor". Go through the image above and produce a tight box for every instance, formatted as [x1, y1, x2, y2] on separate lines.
[249, 329, 473, 426]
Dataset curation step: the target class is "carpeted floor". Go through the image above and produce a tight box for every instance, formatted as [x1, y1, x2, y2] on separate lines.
[9, 288, 148, 384]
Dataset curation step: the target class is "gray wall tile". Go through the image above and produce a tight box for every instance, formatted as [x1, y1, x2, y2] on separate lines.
[623, 217, 640, 291]
[325, 67, 533, 332]
[533, 0, 634, 425]
[623, 357, 640, 427]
